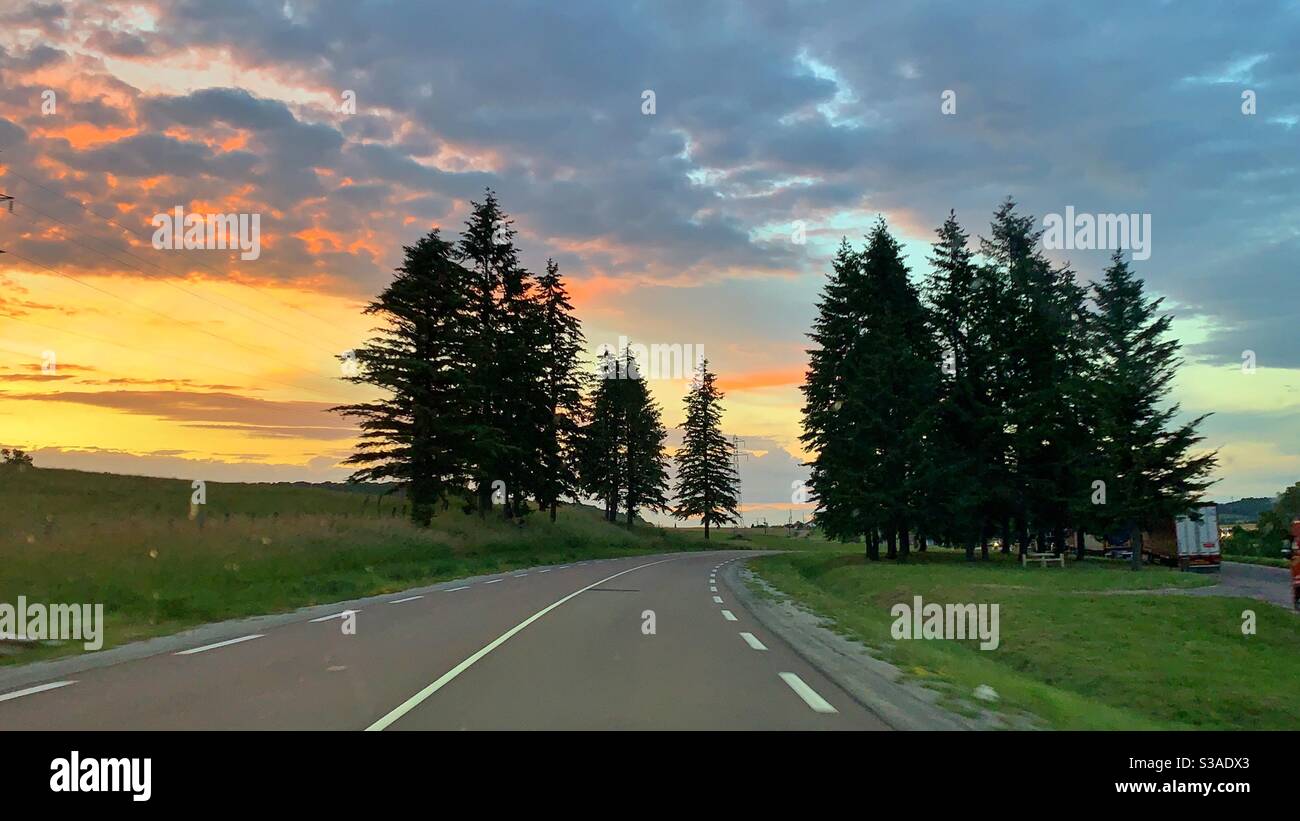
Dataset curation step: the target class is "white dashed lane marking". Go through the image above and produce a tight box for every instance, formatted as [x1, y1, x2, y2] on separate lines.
[779, 672, 838, 714]
[389, 596, 423, 604]
[740, 632, 767, 651]
[712, 596, 723, 604]
[721, 610, 737, 621]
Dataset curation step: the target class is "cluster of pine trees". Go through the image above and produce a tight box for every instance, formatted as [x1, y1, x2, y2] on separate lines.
[801, 199, 1216, 567]
[335, 191, 741, 536]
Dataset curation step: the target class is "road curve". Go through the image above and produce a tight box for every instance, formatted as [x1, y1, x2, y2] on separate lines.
[0, 550, 889, 730]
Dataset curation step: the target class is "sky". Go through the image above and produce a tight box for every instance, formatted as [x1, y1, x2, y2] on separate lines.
[1, 0, 1297, 523]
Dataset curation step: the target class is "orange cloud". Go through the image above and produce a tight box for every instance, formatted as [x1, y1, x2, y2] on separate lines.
[716, 366, 807, 392]
[35, 123, 138, 149]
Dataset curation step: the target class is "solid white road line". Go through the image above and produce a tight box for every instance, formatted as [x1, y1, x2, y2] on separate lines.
[389, 596, 423, 604]
[484, 579, 502, 585]
[0, 680, 76, 703]
[779, 672, 838, 714]
[174, 634, 264, 655]
[712, 596, 723, 604]
[366, 557, 676, 731]
[445, 586, 470, 592]
[310, 609, 360, 622]
[740, 632, 767, 651]
[721, 610, 737, 621]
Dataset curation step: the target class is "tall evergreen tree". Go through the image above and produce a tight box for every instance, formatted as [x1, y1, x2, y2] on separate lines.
[619, 346, 671, 528]
[455, 189, 531, 518]
[980, 199, 1080, 554]
[853, 220, 938, 561]
[1057, 264, 1102, 560]
[969, 240, 1019, 554]
[334, 230, 476, 525]
[1090, 251, 1217, 569]
[801, 240, 881, 552]
[577, 348, 624, 522]
[534, 259, 586, 521]
[801, 223, 935, 560]
[673, 359, 740, 539]
[924, 211, 994, 560]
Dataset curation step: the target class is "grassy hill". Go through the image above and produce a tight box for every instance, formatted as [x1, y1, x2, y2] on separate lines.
[1217, 496, 1274, 524]
[0, 465, 697, 665]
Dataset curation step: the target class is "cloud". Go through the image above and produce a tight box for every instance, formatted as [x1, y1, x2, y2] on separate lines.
[2, 0, 1298, 497]
[0, 388, 354, 433]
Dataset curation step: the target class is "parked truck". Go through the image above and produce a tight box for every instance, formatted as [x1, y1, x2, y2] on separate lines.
[1142, 505, 1221, 572]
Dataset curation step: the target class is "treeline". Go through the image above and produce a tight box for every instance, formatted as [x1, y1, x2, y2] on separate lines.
[1223, 482, 1300, 558]
[801, 199, 1216, 566]
[336, 191, 740, 536]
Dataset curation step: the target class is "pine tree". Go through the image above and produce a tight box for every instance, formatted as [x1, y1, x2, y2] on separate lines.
[923, 211, 993, 560]
[333, 230, 476, 525]
[619, 346, 671, 528]
[800, 223, 935, 560]
[578, 348, 624, 522]
[1090, 250, 1217, 570]
[534, 259, 586, 521]
[673, 359, 740, 539]
[852, 219, 937, 561]
[800, 240, 881, 551]
[980, 199, 1079, 555]
[1057, 265, 1101, 560]
[455, 189, 529, 518]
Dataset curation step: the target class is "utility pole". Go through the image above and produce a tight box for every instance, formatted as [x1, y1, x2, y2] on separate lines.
[0, 192, 13, 256]
[732, 435, 748, 531]
[2, 147, 15, 216]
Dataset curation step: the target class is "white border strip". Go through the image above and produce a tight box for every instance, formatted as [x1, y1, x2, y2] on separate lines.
[0, 680, 76, 703]
[175, 634, 264, 656]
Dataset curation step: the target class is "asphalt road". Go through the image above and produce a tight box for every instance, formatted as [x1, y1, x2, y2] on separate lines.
[0, 550, 890, 730]
[1191, 561, 1296, 610]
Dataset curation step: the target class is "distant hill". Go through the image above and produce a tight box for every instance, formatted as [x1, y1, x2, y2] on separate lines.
[1218, 497, 1274, 524]
[0, 466, 639, 524]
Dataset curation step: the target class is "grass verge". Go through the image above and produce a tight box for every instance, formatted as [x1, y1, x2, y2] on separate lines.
[750, 543, 1300, 730]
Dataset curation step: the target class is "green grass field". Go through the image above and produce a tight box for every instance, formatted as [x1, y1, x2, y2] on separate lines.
[0, 465, 700, 666]
[750, 541, 1300, 730]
